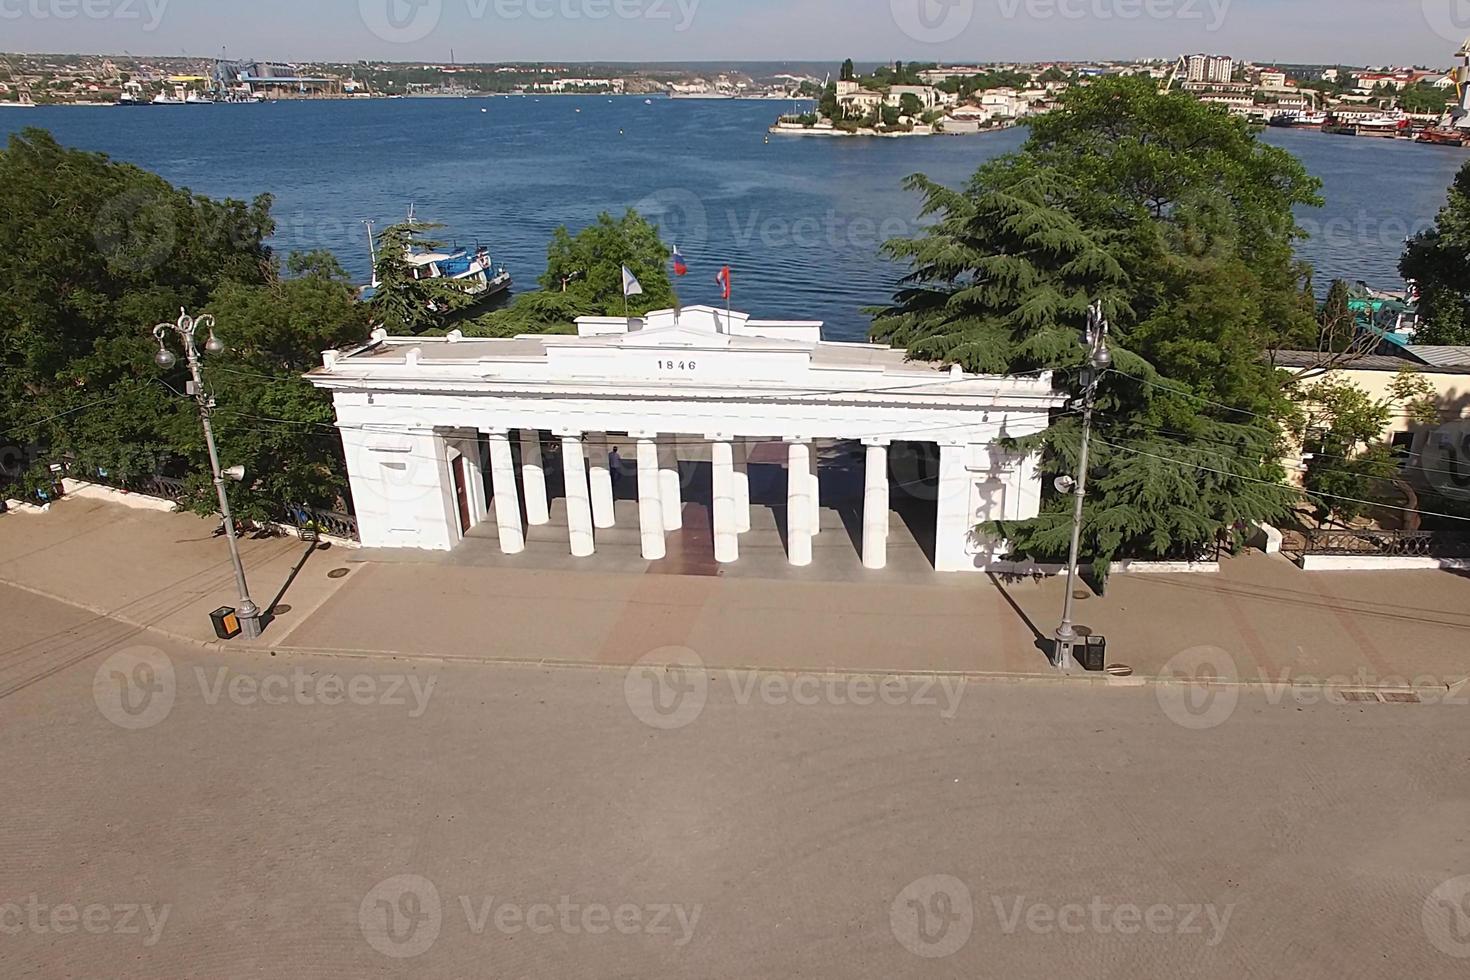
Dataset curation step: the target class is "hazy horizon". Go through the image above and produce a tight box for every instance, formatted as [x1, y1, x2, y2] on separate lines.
[0, 0, 1464, 69]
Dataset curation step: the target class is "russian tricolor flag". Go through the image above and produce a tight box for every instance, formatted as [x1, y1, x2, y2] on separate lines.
[672, 246, 688, 277]
[716, 265, 731, 301]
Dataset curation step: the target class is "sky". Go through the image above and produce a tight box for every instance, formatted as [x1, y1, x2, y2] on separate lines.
[0, 0, 1465, 67]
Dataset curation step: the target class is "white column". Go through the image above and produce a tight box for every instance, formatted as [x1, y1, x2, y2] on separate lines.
[520, 430, 550, 527]
[733, 440, 752, 534]
[587, 433, 616, 530]
[711, 439, 739, 564]
[934, 442, 975, 573]
[658, 439, 683, 531]
[560, 433, 596, 559]
[634, 436, 666, 561]
[863, 440, 890, 571]
[786, 439, 813, 567]
[487, 431, 525, 556]
[808, 442, 822, 536]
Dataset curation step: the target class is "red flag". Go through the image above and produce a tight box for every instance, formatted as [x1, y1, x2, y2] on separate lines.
[716, 265, 731, 301]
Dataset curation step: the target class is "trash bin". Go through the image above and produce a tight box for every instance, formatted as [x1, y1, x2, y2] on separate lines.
[210, 607, 242, 641]
[1078, 636, 1108, 672]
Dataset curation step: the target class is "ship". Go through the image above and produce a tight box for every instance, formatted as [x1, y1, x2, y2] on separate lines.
[362, 212, 512, 313]
[1416, 127, 1466, 147]
[1267, 110, 1327, 128]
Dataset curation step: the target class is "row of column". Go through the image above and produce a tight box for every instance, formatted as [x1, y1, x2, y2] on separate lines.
[481, 431, 892, 571]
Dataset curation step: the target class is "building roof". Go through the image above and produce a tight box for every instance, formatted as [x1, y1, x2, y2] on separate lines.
[1404, 345, 1470, 368]
[1272, 350, 1470, 375]
[309, 306, 1065, 409]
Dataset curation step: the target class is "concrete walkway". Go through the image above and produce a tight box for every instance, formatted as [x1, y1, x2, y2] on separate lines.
[4, 496, 1468, 693]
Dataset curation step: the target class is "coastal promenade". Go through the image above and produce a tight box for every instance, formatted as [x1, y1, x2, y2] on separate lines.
[3, 495, 1468, 697]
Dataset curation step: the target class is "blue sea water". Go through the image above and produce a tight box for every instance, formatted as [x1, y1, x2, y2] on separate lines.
[2, 97, 1465, 341]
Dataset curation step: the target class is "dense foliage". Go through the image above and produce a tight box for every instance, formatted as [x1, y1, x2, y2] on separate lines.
[0, 128, 368, 522]
[366, 221, 477, 334]
[873, 78, 1324, 567]
[462, 210, 673, 337]
[1401, 161, 1470, 346]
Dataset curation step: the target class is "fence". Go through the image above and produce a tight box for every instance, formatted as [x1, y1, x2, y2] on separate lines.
[79, 469, 359, 543]
[1294, 528, 1470, 559]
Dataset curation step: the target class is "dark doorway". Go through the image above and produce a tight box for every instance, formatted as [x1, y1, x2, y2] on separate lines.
[452, 454, 473, 537]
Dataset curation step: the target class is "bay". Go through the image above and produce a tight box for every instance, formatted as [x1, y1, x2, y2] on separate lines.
[2, 97, 1464, 342]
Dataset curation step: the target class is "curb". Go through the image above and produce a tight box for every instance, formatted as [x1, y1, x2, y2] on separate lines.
[0, 576, 230, 656]
[5, 579, 1465, 699]
[242, 643, 1470, 700]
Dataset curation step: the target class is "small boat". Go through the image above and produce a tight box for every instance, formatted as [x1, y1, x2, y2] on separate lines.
[152, 92, 186, 106]
[1268, 110, 1327, 128]
[185, 91, 215, 105]
[1354, 116, 1408, 138]
[363, 213, 512, 312]
[1417, 126, 1465, 146]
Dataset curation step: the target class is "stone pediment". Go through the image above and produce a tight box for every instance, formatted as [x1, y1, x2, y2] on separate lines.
[608, 324, 735, 350]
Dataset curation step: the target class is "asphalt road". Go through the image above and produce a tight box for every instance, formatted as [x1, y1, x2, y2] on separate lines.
[2, 582, 1468, 978]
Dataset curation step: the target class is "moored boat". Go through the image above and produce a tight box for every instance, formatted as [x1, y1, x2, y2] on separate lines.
[1416, 126, 1466, 146]
[362, 212, 513, 313]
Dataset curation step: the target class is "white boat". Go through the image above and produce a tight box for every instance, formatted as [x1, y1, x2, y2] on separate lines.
[363, 213, 512, 311]
[185, 91, 215, 105]
[152, 93, 186, 106]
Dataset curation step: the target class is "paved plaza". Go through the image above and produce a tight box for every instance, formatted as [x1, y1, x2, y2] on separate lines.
[2, 583, 1469, 978]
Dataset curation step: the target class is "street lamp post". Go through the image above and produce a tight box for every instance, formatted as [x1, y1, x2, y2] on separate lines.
[153, 310, 263, 639]
[1053, 302, 1112, 671]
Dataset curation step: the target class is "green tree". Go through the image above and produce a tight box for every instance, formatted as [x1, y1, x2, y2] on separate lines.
[1038, 66, 1068, 84]
[1290, 369, 1438, 524]
[1318, 278, 1355, 351]
[198, 253, 371, 522]
[1401, 160, 1470, 345]
[465, 210, 673, 337]
[0, 128, 366, 523]
[899, 92, 922, 117]
[840, 59, 855, 82]
[819, 81, 838, 120]
[873, 78, 1324, 568]
[1398, 82, 1450, 114]
[366, 221, 475, 335]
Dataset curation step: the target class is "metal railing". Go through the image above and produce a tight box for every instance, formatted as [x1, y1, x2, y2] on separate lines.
[85, 469, 359, 542]
[1298, 528, 1470, 558]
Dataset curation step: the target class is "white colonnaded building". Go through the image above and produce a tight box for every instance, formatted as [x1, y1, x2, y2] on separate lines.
[308, 306, 1066, 573]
